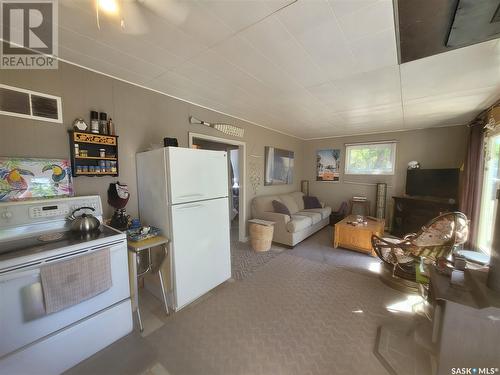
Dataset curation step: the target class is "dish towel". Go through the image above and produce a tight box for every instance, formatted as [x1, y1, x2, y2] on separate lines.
[40, 248, 113, 314]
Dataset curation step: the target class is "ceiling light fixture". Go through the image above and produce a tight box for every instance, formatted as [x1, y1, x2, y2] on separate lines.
[95, 0, 122, 31]
[98, 0, 119, 15]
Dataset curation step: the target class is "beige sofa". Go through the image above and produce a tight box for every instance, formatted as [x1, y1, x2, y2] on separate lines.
[251, 192, 332, 247]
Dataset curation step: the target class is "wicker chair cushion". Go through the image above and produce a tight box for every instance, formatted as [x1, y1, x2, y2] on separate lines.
[454, 215, 469, 245]
[412, 215, 454, 247]
[380, 238, 414, 264]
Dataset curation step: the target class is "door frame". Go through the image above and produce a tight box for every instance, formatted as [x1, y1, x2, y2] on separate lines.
[188, 132, 247, 242]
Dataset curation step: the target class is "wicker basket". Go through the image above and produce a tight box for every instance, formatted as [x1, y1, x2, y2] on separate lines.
[249, 222, 274, 252]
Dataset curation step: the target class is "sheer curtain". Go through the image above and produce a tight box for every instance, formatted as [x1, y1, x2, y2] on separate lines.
[459, 122, 485, 250]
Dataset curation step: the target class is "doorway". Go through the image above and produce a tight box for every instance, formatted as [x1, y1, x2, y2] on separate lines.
[188, 132, 246, 243]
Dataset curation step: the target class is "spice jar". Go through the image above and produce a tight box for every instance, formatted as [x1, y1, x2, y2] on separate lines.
[90, 111, 99, 134]
[99, 149, 106, 158]
[107, 118, 115, 135]
[99, 112, 108, 135]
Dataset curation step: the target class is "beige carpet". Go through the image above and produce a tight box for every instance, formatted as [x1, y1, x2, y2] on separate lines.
[231, 239, 284, 280]
[154, 254, 409, 374]
[67, 247, 420, 375]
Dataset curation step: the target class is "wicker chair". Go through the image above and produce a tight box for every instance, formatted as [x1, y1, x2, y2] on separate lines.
[371, 212, 469, 283]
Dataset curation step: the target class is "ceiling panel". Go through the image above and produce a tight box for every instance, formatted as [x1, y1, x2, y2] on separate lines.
[59, 28, 166, 79]
[239, 16, 327, 87]
[276, 0, 359, 81]
[350, 28, 398, 72]
[56, 0, 499, 139]
[211, 35, 302, 94]
[59, 46, 152, 85]
[403, 88, 499, 129]
[187, 50, 274, 98]
[58, 2, 184, 70]
[307, 66, 401, 111]
[328, 0, 379, 19]
[195, 0, 293, 34]
[336, 0, 394, 41]
[170, 3, 235, 46]
[60, 1, 208, 62]
[401, 39, 500, 101]
[337, 103, 404, 127]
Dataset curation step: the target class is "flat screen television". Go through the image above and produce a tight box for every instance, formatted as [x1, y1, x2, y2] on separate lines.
[406, 168, 460, 200]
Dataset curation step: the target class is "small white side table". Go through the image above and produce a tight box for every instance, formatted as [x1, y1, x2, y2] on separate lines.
[127, 236, 170, 332]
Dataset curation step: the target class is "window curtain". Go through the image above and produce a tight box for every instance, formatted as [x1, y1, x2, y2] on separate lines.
[459, 122, 485, 250]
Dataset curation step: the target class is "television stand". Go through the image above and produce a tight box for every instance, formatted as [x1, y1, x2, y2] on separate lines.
[391, 196, 458, 237]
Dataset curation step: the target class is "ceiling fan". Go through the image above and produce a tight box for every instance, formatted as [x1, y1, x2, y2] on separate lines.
[95, 0, 189, 34]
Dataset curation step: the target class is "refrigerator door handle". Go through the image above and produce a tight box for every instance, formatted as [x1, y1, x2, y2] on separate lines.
[176, 193, 204, 199]
[175, 204, 204, 210]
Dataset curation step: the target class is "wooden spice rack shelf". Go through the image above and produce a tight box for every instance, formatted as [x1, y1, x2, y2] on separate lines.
[75, 156, 118, 161]
[75, 172, 118, 176]
[69, 130, 120, 177]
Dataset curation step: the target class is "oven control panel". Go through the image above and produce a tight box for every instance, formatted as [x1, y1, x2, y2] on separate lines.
[0, 196, 103, 229]
[29, 204, 69, 219]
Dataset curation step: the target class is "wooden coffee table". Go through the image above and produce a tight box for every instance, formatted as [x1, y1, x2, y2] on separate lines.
[333, 215, 385, 256]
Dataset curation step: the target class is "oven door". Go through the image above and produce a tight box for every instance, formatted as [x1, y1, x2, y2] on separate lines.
[0, 239, 130, 358]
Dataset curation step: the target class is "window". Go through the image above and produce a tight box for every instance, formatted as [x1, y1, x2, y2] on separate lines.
[345, 142, 396, 175]
[478, 132, 500, 254]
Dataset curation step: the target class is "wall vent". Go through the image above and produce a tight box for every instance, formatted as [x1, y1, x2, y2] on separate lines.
[0, 84, 62, 123]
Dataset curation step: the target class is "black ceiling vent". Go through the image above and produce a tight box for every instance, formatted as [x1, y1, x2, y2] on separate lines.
[447, 0, 500, 47]
[397, 0, 460, 64]
[0, 84, 62, 123]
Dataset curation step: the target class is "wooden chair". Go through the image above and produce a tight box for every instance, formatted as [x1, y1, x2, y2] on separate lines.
[371, 212, 469, 282]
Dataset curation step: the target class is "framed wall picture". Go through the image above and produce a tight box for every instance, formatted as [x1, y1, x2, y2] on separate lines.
[316, 149, 340, 182]
[264, 146, 294, 185]
[0, 158, 73, 201]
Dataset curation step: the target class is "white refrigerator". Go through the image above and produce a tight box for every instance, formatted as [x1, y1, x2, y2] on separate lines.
[136, 147, 231, 311]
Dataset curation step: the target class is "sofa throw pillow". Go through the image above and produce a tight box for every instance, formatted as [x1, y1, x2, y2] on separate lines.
[272, 200, 291, 216]
[303, 196, 322, 209]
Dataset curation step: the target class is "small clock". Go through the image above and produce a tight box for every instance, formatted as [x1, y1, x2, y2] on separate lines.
[72, 118, 88, 131]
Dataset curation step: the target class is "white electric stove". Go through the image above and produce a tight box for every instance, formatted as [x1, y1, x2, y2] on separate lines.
[0, 196, 132, 374]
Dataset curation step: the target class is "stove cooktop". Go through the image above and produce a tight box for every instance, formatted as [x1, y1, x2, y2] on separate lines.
[0, 226, 123, 262]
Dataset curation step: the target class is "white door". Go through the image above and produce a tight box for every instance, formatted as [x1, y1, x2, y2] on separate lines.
[171, 197, 231, 309]
[168, 148, 228, 205]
